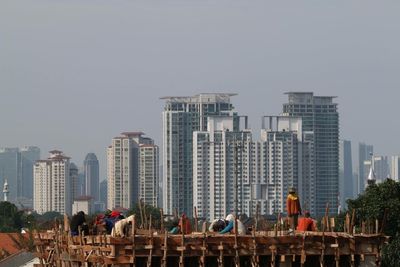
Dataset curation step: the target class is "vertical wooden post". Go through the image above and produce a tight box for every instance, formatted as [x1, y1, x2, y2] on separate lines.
[194, 206, 198, 232]
[218, 241, 224, 267]
[131, 215, 136, 267]
[146, 215, 153, 267]
[251, 227, 259, 267]
[179, 228, 185, 267]
[139, 198, 145, 229]
[161, 229, 168, 267]
[143, 199, 148, 230]
[334, 236, 340, 267]
[199, 222, 207, 267]
[320, 203, 329, 267]
[160, 208, 165, 233]
[234, 217, 240, 267]
[300, 234, 306, 267]
[255, 202, 260, 232]
[270, 245, 276, 267]
[350, 209, 356, 235]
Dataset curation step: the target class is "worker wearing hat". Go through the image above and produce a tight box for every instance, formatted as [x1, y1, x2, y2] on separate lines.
[286, 187, 301, 231]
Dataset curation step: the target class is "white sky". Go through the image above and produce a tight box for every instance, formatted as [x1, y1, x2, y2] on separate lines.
[1, 0, 400, 178]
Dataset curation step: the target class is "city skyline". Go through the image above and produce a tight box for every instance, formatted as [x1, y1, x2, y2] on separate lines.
[2, 92, 400, 215]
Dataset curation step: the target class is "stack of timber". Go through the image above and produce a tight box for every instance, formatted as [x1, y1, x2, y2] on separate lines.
[33, 228, 387, 267]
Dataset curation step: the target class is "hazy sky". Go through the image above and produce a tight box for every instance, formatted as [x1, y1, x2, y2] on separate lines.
[1, 0, 400, 179]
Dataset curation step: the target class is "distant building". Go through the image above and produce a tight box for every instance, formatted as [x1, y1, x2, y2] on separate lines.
[20, 146, 41, 200]
[107, 132, 157, 210]
[390, 156, 400, 182]
[363, 155, 389, 186]
[161, 93, 237, 217]
[193, 116, 253, 220]
[0, 146, 40, 204]
[72, 196, 92, 215]
[358, 143, 373, 194]
[77, 172, 85, 197]
[99, 179, 107, 209]
[0, 148, 19, 202]
[33, 150, 72, 215]
[261, 116, 315, 216]
[371, 156, 389, 182]
[139, 143, 159, 207]
[84, 153, 99, 201]
[339, 140, 354, 209]
[282, 92, 339, 216]
[69, 163, 79, 202]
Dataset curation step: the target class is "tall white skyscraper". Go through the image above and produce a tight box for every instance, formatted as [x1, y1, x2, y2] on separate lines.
[107, 132, 157, 210]
[33, 150, 72, 215]
[391, 156, 400, 182]
[107, 133, 139, 210]
[261, 116, 315, 215]
[193, 116, 254, 220]
[162, 93, 237, 217]
[139, 144, 159, 207]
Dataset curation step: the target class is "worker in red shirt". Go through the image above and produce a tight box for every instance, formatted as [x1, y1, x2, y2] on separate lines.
[178, 213, 192, 234]
[297, 211, 317, 231]
[286, 187, 301, 231]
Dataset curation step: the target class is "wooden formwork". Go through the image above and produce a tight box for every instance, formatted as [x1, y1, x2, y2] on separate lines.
[33, 229, 387, 267]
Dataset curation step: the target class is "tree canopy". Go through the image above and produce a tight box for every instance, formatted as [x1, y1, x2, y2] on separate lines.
[347, 178, 400, 237]
[0, 201, 24, 232]
[346, 179, 400, 266]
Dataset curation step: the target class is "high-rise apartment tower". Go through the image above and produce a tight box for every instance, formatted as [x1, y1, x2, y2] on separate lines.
[161, 93, 237, 217]
[282, 92, 339, 216]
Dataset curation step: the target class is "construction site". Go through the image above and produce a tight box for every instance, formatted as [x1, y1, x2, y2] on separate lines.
[33, 211, 388, 267]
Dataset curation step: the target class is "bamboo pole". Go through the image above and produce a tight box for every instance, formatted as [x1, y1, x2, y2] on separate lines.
[194, 206, 198, 232]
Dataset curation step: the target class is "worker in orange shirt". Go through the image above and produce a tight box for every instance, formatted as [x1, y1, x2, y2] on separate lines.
[297, 211, 317, 231]
[286, 187, 301, 231]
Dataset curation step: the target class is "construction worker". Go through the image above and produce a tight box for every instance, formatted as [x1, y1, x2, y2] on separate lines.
[219, 214, 246, 235]
[286, 187, 301, 231]
[178, 213, 192, 234]
[297, 211, 317, 231]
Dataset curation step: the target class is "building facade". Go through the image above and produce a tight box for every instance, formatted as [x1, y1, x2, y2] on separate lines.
[339, 140, 353, 210]
[84, 153, 99, 201]
[139, 144, 159, 207]
[282, 92, 339, 216]
[391, 156, 400, 182]
[33, 150, 72, 215]
[193, 116, 253, 220]
[107, 132, 157, 210]
[162, 93, 237, 217]
[107, 133, 139, 210]
[0, 146, 40, 205]
[99, 179, 107, 209]
[261, 116, 316, 216]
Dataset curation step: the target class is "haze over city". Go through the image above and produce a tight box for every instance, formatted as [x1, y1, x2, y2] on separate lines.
[1, 0, 400, 179]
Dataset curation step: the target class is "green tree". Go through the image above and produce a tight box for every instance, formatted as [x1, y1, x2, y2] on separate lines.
[0, 201, 24, 232]
[127, 203, 162, 229]
[346, 179, 400, 266]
